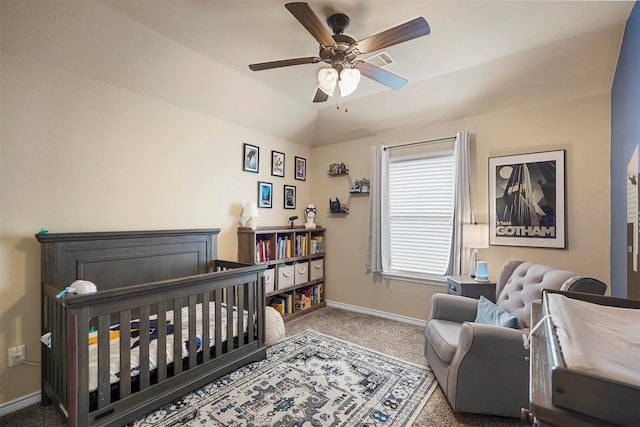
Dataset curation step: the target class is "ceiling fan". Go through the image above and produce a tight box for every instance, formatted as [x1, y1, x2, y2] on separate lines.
[248, 2, 430, 103]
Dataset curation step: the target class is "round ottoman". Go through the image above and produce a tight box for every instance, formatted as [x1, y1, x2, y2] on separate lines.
[264, 306, 286, 346]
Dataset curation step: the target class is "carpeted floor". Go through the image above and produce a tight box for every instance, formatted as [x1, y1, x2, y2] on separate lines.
[0, 306, 525, 426]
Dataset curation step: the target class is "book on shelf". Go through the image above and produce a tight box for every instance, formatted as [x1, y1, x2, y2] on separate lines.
[310, 236, 323, 255]
[295, 234, 308, 257]
[276, 236, 294, 259]
[270, 299, 284, 315]
[255, 239, 272, 262]
[270, 293, 293, 315]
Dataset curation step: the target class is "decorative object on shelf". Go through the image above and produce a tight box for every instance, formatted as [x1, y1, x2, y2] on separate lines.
[328, 162, 348, 175]
[295, 156, 306, 181]
[489, 149, 566, 248]
[349, 177, 370, 193]
[284, 185, 296, 209]
[258, 181, 272, 208]
[359, 178, 370, 193]
[271, 150, 285, 177]
[243, 143, 259, 173]
[241, 202, 260, 230]
[304, 204, 317, 229]
[288, 216, 298, 228]
[463, 222, 489, 277]
[350, 179, 361, 193]
[329, 197, 347, 214]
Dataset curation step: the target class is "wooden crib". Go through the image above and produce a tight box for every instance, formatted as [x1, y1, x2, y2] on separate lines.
[37, 229, 266, 427]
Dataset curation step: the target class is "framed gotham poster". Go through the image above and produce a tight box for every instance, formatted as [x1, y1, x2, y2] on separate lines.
[489, 149, 566, 248]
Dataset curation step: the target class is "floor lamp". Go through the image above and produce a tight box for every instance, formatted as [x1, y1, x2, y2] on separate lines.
[463, 223, 489, 280]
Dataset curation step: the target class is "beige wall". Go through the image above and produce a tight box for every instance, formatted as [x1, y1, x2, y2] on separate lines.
[311, 94, 610, 321]
[0, 53, 314, 403]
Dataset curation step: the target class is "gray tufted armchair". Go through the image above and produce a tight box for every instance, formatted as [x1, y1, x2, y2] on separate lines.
[423, 260, 607, 418]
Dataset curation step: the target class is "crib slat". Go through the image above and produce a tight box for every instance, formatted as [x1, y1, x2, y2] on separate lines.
[188, 295, 197, 369]
[173, 298, 183, 375]
[226, 285, 235, 351]
[237, 285, 245, 346]
[214, 289, 222, 358]
[201, 291, 210, 363]
[67, 314, 79, 427]
[157, 301, 167, 381]
[139, 305, 151, 389]
[256, 282, 264, 345]
[247, 280, 255, 343]
[97, 314, 111, 408]
[119, 310, 132, 399]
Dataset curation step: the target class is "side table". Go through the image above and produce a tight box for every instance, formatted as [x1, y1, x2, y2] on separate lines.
[446, 275, 496, 302]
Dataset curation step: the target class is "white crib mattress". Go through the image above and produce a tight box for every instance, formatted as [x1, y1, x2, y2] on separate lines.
[41, 302, 248, 392]
[547, 293, 640, 387]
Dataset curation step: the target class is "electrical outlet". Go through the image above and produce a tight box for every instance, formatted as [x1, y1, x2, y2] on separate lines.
[8, 344, 25, 367]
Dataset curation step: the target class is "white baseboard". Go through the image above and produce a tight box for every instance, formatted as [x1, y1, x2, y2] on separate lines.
[325, 300, 427, 328]
[0, 391, 40, 418]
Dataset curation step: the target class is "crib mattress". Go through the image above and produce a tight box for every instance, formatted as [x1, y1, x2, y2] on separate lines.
[543, 292, 640, 426]
[41, 302, 248, 392]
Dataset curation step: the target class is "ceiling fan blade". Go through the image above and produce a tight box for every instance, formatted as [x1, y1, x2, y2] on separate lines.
[312, 88, 329, 103]
[249, 57, 321, 71]
[355, 61, 407, 90]
[354, 17, 430, 55]
[285, 2, 336, 47]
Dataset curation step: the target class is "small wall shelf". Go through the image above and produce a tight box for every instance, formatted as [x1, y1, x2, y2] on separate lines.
[327, 162, 370, 215]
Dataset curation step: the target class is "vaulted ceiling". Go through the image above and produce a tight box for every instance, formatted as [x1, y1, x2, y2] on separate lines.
[5, 1, 633, 146]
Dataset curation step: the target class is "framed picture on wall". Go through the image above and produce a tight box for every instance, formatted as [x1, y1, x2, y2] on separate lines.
[271, 151, 285, 177]
[258, 181, 272, 208]
[284, 185, 296, 209]
[243, 143, 259, 173]
[489, 149, 566, 248]
[295, 156, 306, 181]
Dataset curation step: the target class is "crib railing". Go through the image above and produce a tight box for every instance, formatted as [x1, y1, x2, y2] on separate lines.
[41, 261, 265, 427]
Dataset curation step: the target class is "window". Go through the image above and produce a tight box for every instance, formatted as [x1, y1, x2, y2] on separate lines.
[387, 148, 455, 278]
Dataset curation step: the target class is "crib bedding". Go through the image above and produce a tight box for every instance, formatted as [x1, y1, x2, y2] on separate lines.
[547, 293, 640, 387]
[42, 302, 249, 392]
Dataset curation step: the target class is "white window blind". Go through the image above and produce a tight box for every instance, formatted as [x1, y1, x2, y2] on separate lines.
[388, 152, 455, 276]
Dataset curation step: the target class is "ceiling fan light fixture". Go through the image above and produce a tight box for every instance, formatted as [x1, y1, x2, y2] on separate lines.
[338, 68, 361, 97]
[317, 68, 338, 96]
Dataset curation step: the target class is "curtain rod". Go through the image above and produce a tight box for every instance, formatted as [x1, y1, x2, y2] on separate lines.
[384, 135, 456, 151]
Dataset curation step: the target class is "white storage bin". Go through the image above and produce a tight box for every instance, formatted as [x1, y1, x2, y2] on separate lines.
[294, 261, 309, 285]
[277, 264, 294, 289]
[263, 268, 275, 293]
[309, 259, 324, 281]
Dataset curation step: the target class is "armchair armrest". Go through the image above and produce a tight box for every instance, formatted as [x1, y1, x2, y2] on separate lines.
[429, 293, 479, 323]
[447, 322, 530, 417]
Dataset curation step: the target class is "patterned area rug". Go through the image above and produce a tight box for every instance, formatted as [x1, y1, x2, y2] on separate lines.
[131, 330, 437, 426]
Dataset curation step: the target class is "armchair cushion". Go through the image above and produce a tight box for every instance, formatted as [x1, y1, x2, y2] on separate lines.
[475, 296, 519, 329]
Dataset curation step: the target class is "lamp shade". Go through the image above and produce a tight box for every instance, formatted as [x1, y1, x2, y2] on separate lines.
[338, 68, 361, 97]
[463, 223, 489, 249]
[317, 68, 338, 96]
[242, 202, 259, 219]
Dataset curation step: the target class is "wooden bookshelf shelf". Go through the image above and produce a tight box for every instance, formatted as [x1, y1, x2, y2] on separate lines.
[238, 226, 326, 321]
